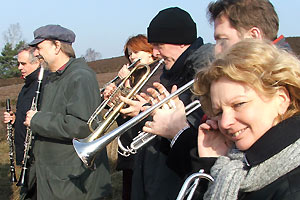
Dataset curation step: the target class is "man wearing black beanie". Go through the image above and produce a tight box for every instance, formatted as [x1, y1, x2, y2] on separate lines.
[131, 7, 212, 200]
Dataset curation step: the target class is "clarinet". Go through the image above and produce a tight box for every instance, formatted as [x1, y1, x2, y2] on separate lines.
[6, 99, 17, 182]
[17, 67, 44, 187]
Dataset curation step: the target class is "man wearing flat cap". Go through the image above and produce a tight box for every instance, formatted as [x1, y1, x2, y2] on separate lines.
[130, 7, 214, 200]
[23, 24, 112, 200]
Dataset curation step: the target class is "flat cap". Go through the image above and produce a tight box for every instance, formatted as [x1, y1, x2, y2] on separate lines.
[29, 24, 76, 46]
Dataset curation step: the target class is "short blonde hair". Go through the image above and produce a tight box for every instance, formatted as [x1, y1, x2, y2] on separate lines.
[194, 39, 300, 120]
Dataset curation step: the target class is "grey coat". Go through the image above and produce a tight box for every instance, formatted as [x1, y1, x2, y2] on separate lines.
[29, 58, 111, 200]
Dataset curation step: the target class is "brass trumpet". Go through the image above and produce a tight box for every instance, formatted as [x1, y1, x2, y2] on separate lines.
[87, 59, 164, 133]
[118, 100, 201, 157]
[176, 169, 214, 200]
[99, 58, 141, 94]
[73, 79, 194, 168]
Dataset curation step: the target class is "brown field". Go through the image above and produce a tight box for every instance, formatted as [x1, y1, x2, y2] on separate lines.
[0, 66, 123, 199]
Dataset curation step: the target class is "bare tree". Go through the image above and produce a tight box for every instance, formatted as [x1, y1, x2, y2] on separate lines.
[83, 48, 102, 62]
[3, 23, 23, 48]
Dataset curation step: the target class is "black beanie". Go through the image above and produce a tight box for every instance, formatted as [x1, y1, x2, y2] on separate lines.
[147, 7, 197, 45]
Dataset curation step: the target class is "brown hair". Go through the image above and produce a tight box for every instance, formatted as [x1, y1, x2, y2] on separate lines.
[124, 34, 153, 62]
[194, 39, 300, 121]
[207, 0, 279, 41]
[50, 40, 76, 58]
[60, 42, 76, 58]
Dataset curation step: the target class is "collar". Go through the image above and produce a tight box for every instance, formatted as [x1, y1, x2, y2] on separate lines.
[47, 58, 73, 82]
[160, 37, 204, 90]
[24, 67, 40, 86]
[245, 114, 300, 166]
[273, 35, 292, 51]
[57, 63, 67, 72]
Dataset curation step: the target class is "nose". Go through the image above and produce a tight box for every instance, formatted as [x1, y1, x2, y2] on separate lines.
[130, 52, 137, 60]
[18, 63, 23, 70]
[152, 48, 160, 57]
[219, 110, 235, 130]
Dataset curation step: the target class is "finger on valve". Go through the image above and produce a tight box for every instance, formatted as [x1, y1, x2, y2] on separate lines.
[103, 83, 116, 100]
[118, 64, 130, 79]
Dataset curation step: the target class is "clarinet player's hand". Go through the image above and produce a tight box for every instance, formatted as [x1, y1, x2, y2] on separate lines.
[3, 111, 15, 124]
[24, 110, 38, 127]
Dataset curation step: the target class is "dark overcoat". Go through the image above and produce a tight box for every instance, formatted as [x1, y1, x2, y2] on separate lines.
[29, 58, 112, 200]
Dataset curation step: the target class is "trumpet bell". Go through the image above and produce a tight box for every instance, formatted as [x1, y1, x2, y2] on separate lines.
[73, 79, 194, 168]
[73, 138, 98, 168]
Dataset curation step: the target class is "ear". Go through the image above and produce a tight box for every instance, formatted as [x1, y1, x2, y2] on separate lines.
[54, 40, 61, 55]
[244, 27, 263, 39]
[277, 87, 290, 115]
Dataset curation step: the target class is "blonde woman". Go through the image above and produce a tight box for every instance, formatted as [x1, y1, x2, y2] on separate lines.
[192, 39, 300, 199]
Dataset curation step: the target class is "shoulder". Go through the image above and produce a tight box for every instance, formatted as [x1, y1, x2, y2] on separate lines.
[245, 166, 300, 200]
[185, 43, 215, 72]
[67, 58, 97, 80]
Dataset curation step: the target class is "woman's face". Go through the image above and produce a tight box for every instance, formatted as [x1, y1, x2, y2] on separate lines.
[210, 77, 288, 151]
[127, 48, 153, 64]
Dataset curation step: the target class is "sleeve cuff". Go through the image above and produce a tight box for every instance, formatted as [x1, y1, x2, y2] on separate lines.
[170, 125, 190, 148]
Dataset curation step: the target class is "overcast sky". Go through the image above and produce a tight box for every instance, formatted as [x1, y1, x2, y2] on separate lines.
[0, 0, 299, 59]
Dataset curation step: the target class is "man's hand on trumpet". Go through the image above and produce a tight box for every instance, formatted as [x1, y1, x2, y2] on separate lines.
[142, 82, 189, 140]
[119, 94, 148, 117]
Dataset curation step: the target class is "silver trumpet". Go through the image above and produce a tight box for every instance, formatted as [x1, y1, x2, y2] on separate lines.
[73, 79, 195, 168]
[118, 100, 201, 157]
[176, 169, 214, 200]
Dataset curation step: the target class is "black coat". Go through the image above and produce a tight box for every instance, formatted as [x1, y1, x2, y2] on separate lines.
[165, 43, 215, 178]
[14, 67, 47, 165]
[131, 37, 209, 200]
[189, 115, 300, 200]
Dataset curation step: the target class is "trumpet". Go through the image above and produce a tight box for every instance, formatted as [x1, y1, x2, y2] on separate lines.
[118, 100, 201, 157]
[73, 79, 194, 168]
[176, 169, 214, 200]
[99, 58, 141, 94]
[87, 59, 164, 133]
[6, 99, 17, 182]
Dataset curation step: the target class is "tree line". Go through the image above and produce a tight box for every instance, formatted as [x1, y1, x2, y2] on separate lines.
[0, 23, 102, 79]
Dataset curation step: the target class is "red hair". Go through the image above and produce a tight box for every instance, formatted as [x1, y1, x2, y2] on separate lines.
[124, 34, 153, 62]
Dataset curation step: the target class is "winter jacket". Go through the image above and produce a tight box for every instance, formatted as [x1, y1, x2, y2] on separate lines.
[28, 58, 112, 200]
[190, 115, 300, 200]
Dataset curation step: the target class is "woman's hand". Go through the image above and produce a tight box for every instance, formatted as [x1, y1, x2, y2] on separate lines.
[197, 119, 233, 157]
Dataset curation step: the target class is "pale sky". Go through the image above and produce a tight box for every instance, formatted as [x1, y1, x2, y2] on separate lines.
[0, 0, 299, 59]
